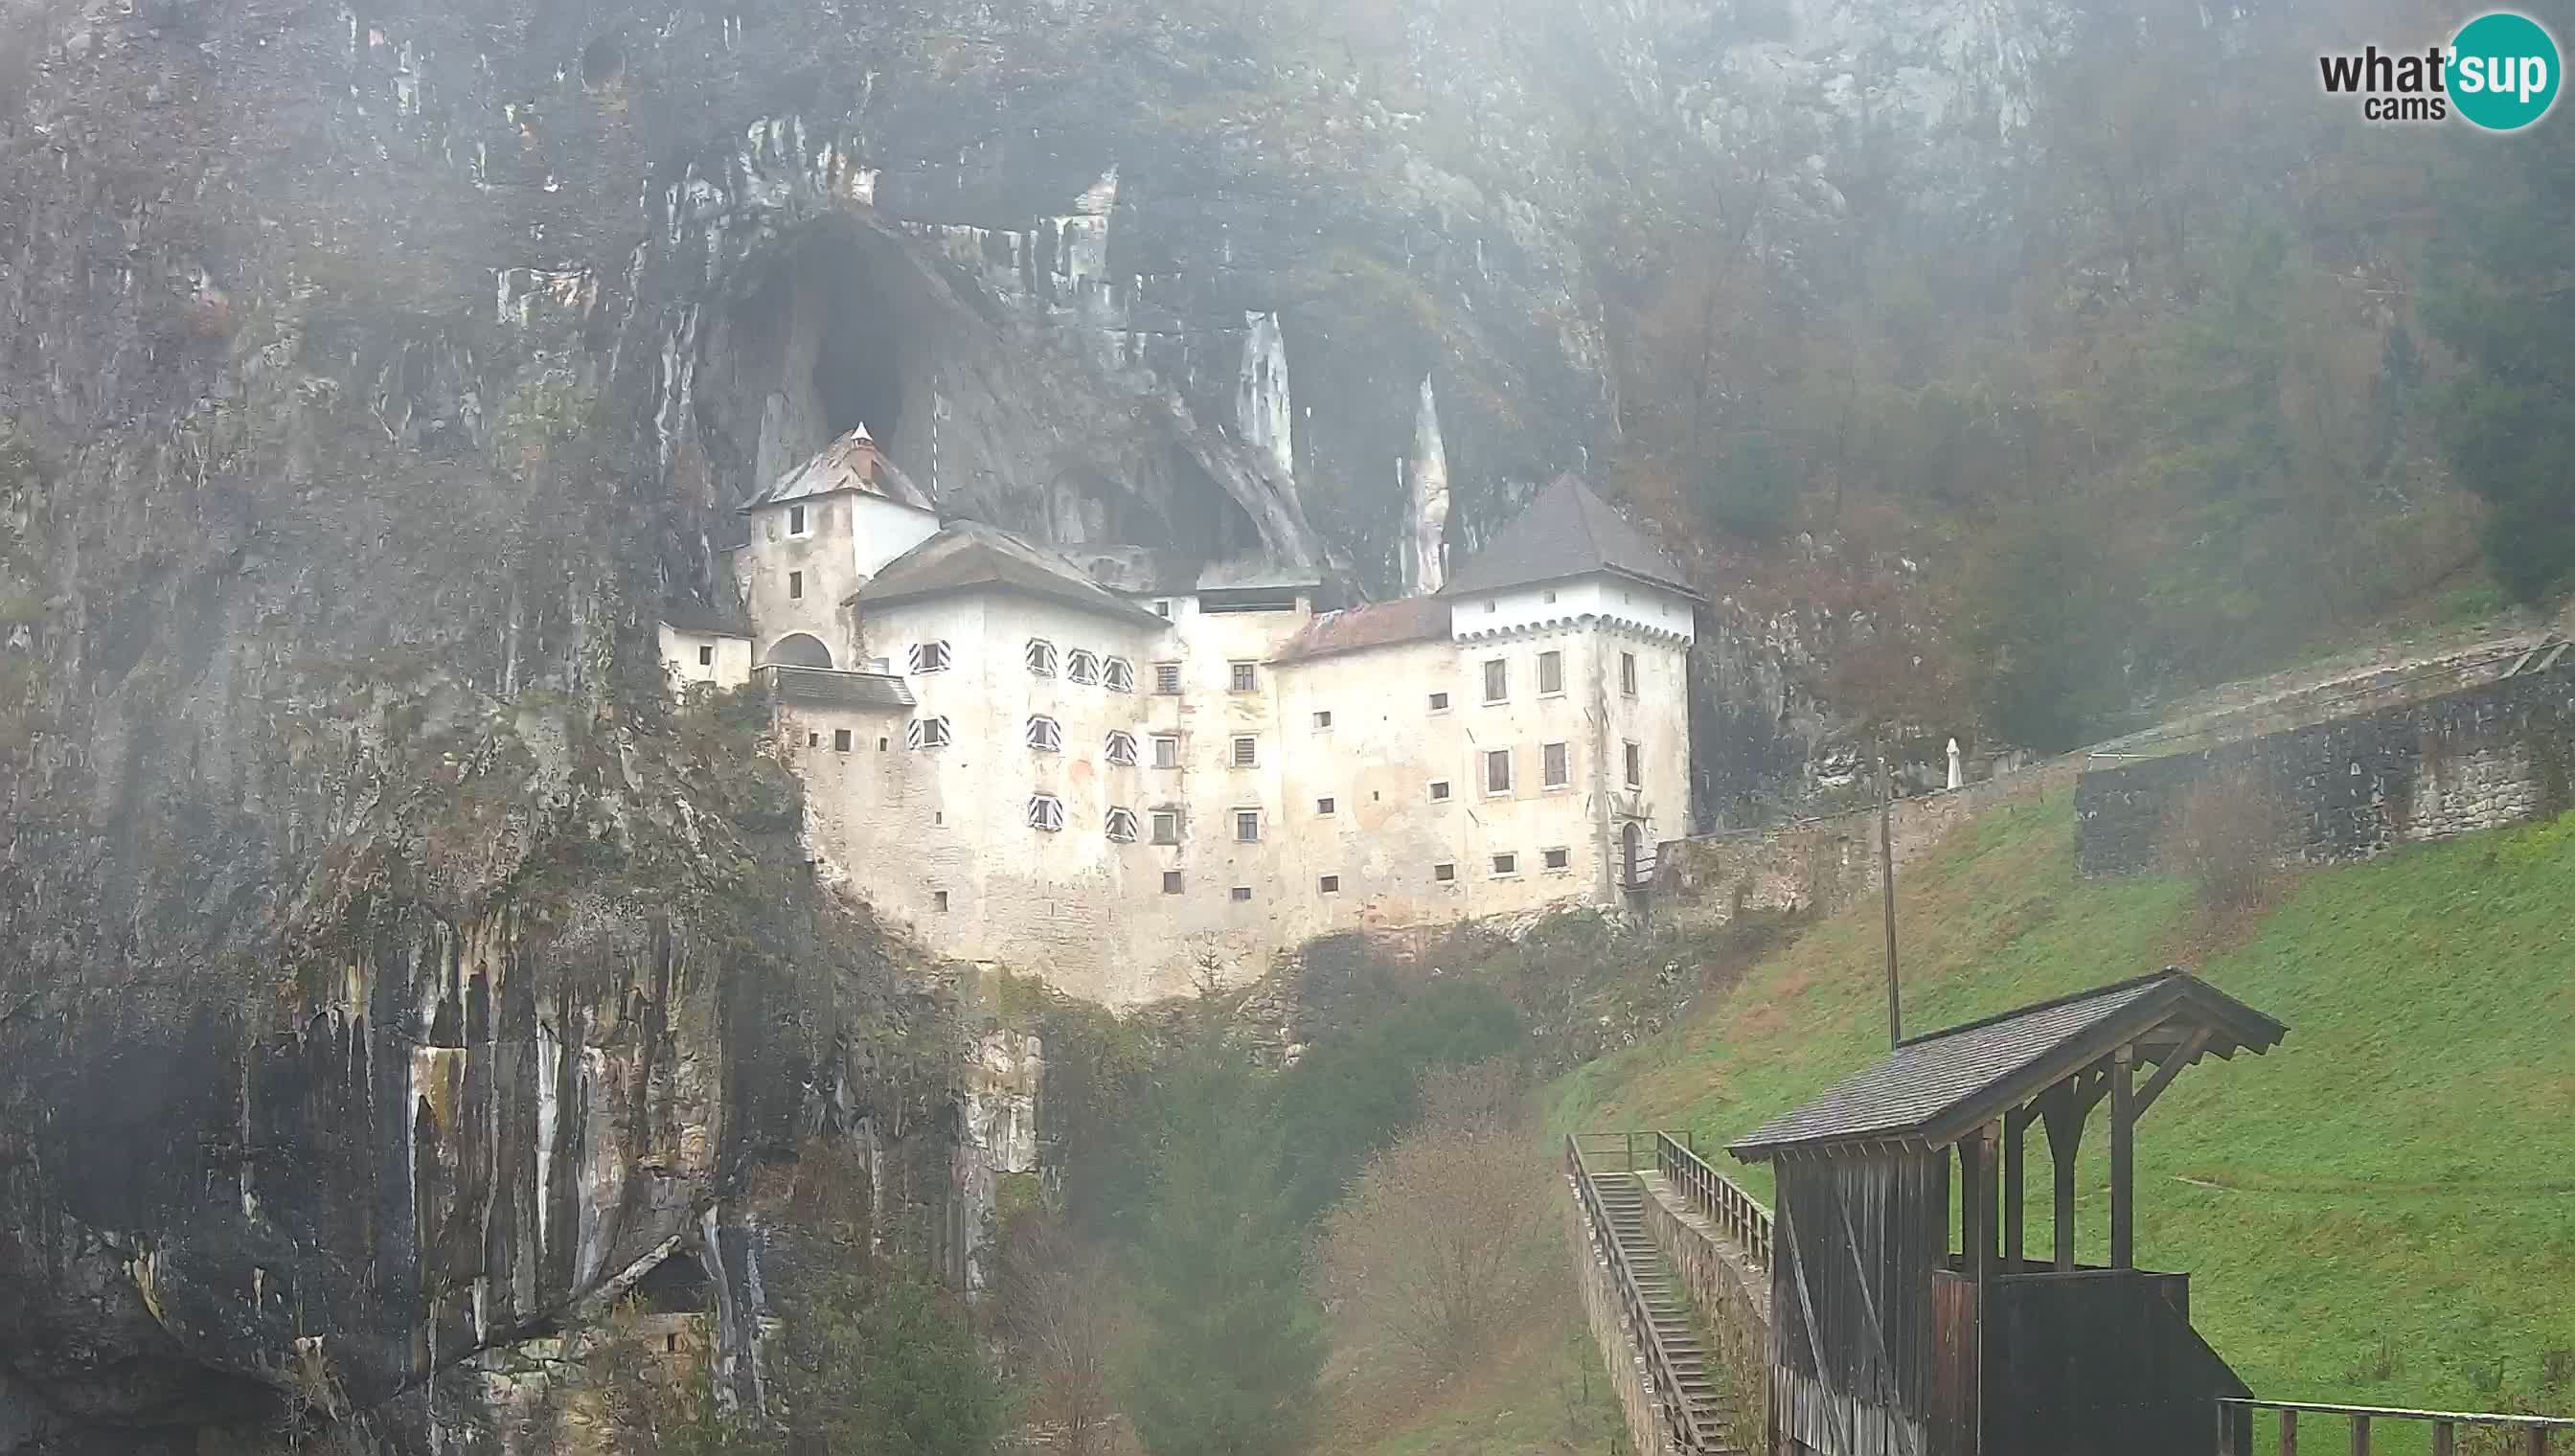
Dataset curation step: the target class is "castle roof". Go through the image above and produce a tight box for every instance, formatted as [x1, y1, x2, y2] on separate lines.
[1270, 597, 1449, 666]
[741, 425, 934, 514]
[853, 521, 1170, 627]
[1443, 475, 1699, 602]
[659, 600, 754, 638]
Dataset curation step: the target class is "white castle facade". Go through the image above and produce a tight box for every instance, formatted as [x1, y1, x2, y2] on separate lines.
[662, 428, 1699, 1006]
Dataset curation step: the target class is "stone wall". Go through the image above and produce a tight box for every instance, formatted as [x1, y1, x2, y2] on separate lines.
[1639, 1172, 1770, 1452]
[1652, 752, 2085, 930]
[2077, 652, 2575, 877]
[1561, 1177, 1681, 1456]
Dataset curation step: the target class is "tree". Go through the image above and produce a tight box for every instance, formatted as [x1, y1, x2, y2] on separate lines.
[1316, 1062, 1551, 1377]
[1959, 509, 2127, 753]
[996, 1216, 1127, 1456]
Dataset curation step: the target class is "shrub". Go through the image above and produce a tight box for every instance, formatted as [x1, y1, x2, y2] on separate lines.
[2158, 772, 2291, 911]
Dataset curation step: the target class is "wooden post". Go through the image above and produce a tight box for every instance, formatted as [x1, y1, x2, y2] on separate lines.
[2524, 1425, 2546, 1456]
[2431, 1422, 2454, 1456]
[1958, 1135, 1984, 1276]
[1964, 1123, 2000, 1287]
[2110, 1046, 2137, 1270]
[2350, 1412, 2370, 1456]
[2281, 1408, 2298, 1456]
[1880, 749, 1902, 1049]
[2041, 1083, 2084, 1274]
[2003, 1107, 2029, 1272]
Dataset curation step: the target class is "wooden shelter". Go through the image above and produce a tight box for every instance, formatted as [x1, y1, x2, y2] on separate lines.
[1729, 969, 2288, 1456]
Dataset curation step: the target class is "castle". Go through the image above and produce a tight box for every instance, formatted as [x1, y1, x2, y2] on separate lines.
[661, 426, 1699, 1005]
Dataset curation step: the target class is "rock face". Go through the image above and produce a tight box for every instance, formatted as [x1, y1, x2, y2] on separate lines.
[0, 0, 2062, 1448]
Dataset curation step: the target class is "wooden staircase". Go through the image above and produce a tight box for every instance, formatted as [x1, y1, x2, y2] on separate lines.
[1590, 1170, 1742, 1453]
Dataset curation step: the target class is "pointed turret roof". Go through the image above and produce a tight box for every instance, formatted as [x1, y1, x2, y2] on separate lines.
[1442, 475, 1699, 601]
[741, 424, 934, 513]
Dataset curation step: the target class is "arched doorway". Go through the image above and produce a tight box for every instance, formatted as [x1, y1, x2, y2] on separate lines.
[766, 633, 833, 669]
[1621, 822, 1646, 895]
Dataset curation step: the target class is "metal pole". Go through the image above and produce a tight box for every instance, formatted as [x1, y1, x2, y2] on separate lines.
[1880, 746, 1903, 1048]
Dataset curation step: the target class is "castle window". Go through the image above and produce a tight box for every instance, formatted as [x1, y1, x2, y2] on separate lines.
[878, 738, 888, 751]
[1104, 657, 1134, 693]
[909, 641, 951, 673]
[1313, 710, 1333, 729]
[1485, 749, 1513, 795]
[808, 732, 821, 747]
[1434, 862, 1457, 882]
[1163, 870, 1184, 894]
[1483, 658, 1508, 702]
[788, 504, 809, 536]
[666, 1332, 680, 1353]
[788, 571, 805, 600]
[1543, 847, 1571, 871]
[1539, 650, 1563, 695]
[1429, 780, 1450, 802]
[698, 645, 714, 667]
[1154, 599, 1174, 618]
[1154, 662, 1183, 694]
[1316, 797, 1335, 816]
[1625, 739, 1643, 788]
[834, 729, 854, 753]
[1026, 638, 1058, 676]
[1428, 691, 1449, 712]
[1151, 808, 1181, 845]
[1229, 661, 1258, 693]
[1543, 741, 1569, 787]
[1492, 853, 1518, 876]
[1067, 649, 1100, 685]
[1027, 716, 1061, 753]
[1105, 807, 1139, 844]
[1318, 875, 1340, 894]
[1231, 886, 1254, 902]
[934, 890, 950, 912]
[1620, 651, 1638, 696]
[1232, 736, 1258, 768]
[905, 717, 950, 750]
[1105, 730, 1139, 766]
[1542, 588, 1558, 604]
[1028, 795, 1065, 832]
[1152, 734, 1181, 769]
[1234, 809, 1261, 843]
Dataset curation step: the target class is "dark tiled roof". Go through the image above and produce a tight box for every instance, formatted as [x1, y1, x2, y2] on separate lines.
[1270, 597, 1450, 666]
[659, 600, 754, 637]
[1443, 475, 1700, 601]
[762, 666, 916, 712]
[1729, 970, 2287, 1160]
[742, 426, 934, 513]
[853, 522, 1170, 628]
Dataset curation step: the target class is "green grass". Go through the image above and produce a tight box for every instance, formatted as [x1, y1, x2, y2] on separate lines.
[1550, 793, 2575, 1426]
[1320, 1319, 1629, 1456]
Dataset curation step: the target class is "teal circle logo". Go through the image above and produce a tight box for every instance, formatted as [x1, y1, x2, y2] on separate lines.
[2449, 11, 2561, 130]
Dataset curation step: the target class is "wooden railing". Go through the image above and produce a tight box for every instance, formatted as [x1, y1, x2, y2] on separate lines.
[2220, 1399, 2573, 1455]
[1654, 1130, 1773, 1270]
[1563, 1134, 1705, 1453]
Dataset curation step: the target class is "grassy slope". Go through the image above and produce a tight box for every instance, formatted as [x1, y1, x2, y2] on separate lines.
[1550, 793, 2575, 1415]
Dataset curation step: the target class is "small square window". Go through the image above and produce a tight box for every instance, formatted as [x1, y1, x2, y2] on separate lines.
[1318, 875, 1340, 894]
[1235, 809, 1261, 843]
[1621, 651, 1638, 696]
[698, 645, 714, 667]
[666, 1332, 679, 1354]
[933, 890, 950, 912]
[877, 737, 888, 751]
[1434, 862, 1457, 882]
[1151, 809, 1181, 846]
[1104, 657, 1134, 693]
[807, 731, 821, 748]
[787, 570, 805, 600]
[1154, 599, 1174, 618]
[1163, 870, 1184, 894]
[1105, 807, 1140, 844]
[1492, 853, 1518, 876]
[1154, 662, 1183, 694]
[833, 729, 853, 752]
[1543, 847, 1571, 871]
[1484, 600, 1498, 614]
[1539, 650, 1563, 695]
[1316, 797, 1335, 816]
[1542, 588, 1558, 604]
[1231, 886, 1253, 902]
[1313, 710, 1333, 729]
[1026, 638, 1058, 677]
[906, 717, 951, 749]
[1428, 691, 1449, 712]
[1625, 739, 1643, 789]
[1483, 658, 1508, 702]
[1067, 650, 1100, 686]
[788, 504, 808, 535]
[1486, 748, 1513, 795]
[1230, 661, 1258, 693]
[1543, 741, 1569, 787]
[1106, 731, 1140, 766]
[1429, 780, 1450, 802]
[910, 641, 951, 674]
[1232, 736, 1258, 768]
[1153, 735, 1181, 769]
[1028, 795, 1065, 832]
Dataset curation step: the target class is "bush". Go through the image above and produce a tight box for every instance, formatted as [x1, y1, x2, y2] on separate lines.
[2158, 773, 2290, 911]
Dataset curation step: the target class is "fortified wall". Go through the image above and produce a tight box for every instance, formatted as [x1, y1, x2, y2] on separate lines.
[2077, 646, 2574, 877]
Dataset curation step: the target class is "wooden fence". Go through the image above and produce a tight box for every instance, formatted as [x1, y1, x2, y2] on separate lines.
[1653, 1130, 1773, 1270]
[2220, 1399, 2574, 1455]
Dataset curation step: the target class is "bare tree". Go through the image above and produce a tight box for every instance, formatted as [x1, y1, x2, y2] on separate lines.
[1316, 1061, 1550, 1378]
[996, 1216, 1127, 1456]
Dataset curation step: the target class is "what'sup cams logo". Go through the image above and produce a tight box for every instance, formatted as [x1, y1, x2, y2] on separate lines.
[2319, 11, 2562, 129]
